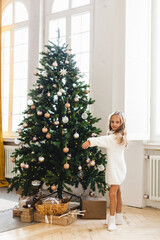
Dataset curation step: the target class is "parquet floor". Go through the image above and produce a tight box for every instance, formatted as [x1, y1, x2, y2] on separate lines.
[0, 206, 160, 240]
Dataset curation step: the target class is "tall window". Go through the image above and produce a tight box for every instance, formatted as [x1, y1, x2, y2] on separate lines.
[1, 1, 29, 137]
[46, 0, 92, 84]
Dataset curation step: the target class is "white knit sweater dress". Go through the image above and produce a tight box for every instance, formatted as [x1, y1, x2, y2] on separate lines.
[88, 134, 126, 185]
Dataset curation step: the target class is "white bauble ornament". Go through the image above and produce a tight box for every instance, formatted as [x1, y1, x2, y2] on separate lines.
[64, 163, 69, 169]
[14, 138, 21, 145]
[90, 160, 95, 166]
[65, 60, 69, 64]
[98, 164, 105, 171]
[91, 133, 97, 137]
[32, 180, 41, 186]
[67, 154, 71, 160]
[47, 92, 51, 97]
[74, 132, 79, 139]
[25, 164, 29, 169]
[82, 112, 88, 120]
[23, 122, 28, 128]
[52, 61, 58, 67]
[42, 71, 48, 77]
[53, 84, 57, 88]
[57, 91, 62, 97]
[39, 156, 45, 162]
[44, 112, 50, 118]
[65, 102, 70, 108]
[42, 127, 48, 133]
[76, 75, 80, 79]
[37, 111, 43, 116]
[78, 165, 82, 170]
[62, 116, 69, 123]
[28, 99, 33, 106]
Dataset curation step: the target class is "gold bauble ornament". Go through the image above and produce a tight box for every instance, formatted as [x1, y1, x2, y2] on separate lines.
[44, 112, 50, 118]
[63, 146, 69, 153]
[90, 160, 95, 166]
[62, 130, 65, 135]
[37, 111, 43, 116]
[46, 133, 51, 139]
[65, 102, 70, 108]
[31, 105, 36, 110]
[11, 158, 16, 163]
[51, 184, 57, 191]
[42, 127, 48, 133]
[64, 163, 69, 169]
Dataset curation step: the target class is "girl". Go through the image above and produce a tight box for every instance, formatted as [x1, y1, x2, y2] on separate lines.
[82, 111, 127, 231]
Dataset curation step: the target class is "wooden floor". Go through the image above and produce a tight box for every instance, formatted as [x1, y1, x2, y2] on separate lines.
[0, 206, 160, 240]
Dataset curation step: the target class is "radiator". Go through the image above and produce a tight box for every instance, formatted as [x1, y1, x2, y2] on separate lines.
[4, 145, 17, 178]
[149, 155, 160, 201]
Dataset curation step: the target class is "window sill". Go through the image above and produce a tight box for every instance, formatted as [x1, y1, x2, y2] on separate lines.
[143, 141, 160, 150]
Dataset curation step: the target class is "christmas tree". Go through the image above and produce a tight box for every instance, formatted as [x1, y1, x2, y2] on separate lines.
[8, 32, 107, 198]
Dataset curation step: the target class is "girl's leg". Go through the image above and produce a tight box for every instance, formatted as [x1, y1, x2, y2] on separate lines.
[116, 186, 124, 225]
[108, 185, 119, 231]
[116, 186, 122, 213]
[109, 185, 119, 216]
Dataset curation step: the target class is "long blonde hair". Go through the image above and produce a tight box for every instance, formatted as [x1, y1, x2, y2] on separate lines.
[108, 111, 128, 147]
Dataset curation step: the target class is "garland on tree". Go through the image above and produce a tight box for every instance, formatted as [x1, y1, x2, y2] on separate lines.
[8, 32, 107, 198]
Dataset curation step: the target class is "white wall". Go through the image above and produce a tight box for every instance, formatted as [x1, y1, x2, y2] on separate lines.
[91, 0, 146, 208]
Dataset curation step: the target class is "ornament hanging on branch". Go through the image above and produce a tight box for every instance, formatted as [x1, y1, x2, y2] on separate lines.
[38, 156, 45, 162]
[74, 132, 79, 139]
[37, 111, 43, 116]
[64, 162, 69, 169]
[44, 112, 50, 118]
[62, 116, 69, 124]
[52, 61, 58, 68]
[42, 127, 48, 133]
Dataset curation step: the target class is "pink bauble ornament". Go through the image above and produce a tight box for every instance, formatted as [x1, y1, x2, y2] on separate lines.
[74, 97, 79, 102]
[53, 84, 57, 88]
[44, 112, 50, 118]
[23, 122, 28, 128]
[42, 127, 48, 133]
[63, 147, 69, 153]
[65, 102, 70, 108]
[52, 61, 58, 67]
[33, 137, 37, 141]
[20, 162, 25, 168]
[37, 111, 43, 116]
[54, 121, 59, 126]
[84, 89, 88, 94]
[90, 160, 95, 166]
[86, 158, 90, 163]
[65, 60, 69, 64]
[64, 163, 69, 169]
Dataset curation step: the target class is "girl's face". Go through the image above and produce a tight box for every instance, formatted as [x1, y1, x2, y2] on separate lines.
[110, 115, 121, 131]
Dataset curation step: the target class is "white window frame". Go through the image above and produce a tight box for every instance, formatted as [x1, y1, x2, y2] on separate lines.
[44, 0, 94, 87]
[1, 0, 29, 138]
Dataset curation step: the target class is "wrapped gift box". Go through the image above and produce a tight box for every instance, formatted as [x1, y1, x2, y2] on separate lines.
[21, 214, 34, 223]
[81, 196, 107, 219]
[13, 208, 22, 217]
[34, 211, 77, 226]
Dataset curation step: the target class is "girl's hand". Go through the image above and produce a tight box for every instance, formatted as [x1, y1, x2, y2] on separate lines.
[82, 140, 91, 149]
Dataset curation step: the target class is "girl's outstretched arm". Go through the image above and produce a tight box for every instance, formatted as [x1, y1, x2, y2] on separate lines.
[82, 140, 91, 149]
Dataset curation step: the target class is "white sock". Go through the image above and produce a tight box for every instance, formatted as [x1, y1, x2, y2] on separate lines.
[116, 213, 124, 225]
[108, 215, 116, 231]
